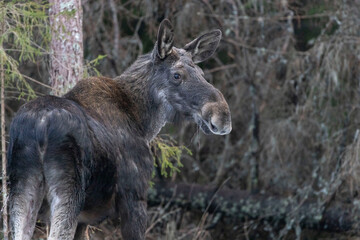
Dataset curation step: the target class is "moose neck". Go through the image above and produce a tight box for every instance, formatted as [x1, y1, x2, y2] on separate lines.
[115, 54, 173, 142]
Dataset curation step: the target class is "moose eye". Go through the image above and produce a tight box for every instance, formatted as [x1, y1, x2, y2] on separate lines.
[173, 73, 181, 80]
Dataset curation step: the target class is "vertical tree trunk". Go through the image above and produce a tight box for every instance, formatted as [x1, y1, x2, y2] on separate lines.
[1, 23, 9, 240]
[247, 84, 260, 193]
[49, 0, 83, 95]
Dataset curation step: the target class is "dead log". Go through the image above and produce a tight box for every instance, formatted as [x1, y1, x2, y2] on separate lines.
[148, 182, 360, 233]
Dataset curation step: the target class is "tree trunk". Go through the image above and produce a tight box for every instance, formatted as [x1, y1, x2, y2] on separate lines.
[49, 0, 83, 95]
[1, 18, 9, 240]
[148, 182, 359, 233]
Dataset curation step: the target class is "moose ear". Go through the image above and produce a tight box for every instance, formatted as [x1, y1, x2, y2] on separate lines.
[156, 19, 174, 59]
[184, 30, 222, 63]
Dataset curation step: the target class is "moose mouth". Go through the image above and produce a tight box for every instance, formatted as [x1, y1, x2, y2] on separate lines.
[193, 114, 211, 135]
[194, 113, 231, 135]
[199, 119, 212, 135]
[196, 117, 221, 135]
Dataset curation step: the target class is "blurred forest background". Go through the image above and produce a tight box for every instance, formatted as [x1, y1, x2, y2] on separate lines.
[1, 0, 360, 239]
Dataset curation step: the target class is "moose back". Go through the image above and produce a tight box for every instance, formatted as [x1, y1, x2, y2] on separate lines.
[8, 19, 232, 240]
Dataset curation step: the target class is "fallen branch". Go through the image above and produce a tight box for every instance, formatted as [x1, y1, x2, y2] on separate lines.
[148, 182, 360, 233]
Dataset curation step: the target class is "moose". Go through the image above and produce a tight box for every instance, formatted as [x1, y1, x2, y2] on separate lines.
[7, 19, 232, 240]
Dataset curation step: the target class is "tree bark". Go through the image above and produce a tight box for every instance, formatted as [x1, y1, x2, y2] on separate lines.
[148, 182, 359, 233]
[49, 0, 83, 95]
[1, 18, 9, 240]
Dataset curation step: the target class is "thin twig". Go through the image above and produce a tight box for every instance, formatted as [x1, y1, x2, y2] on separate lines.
[204, 63, 237, 74]
[198, 12, 333, 21]
[21, 74, 57, 91]
[192, 177, 231, 240]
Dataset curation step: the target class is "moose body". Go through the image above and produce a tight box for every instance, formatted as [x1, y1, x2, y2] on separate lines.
[8, 19, 231, 240]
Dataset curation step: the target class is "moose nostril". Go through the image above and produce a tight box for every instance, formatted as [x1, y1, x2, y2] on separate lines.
[210, 122, 218, 132]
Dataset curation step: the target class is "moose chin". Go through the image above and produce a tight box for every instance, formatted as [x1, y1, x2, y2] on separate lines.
[7, 19, 231, 240]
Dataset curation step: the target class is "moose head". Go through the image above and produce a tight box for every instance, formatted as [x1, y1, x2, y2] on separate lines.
[151, 19, 232, 135]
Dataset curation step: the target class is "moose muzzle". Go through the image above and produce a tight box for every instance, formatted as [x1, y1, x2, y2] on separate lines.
[200, 100, 232, 135]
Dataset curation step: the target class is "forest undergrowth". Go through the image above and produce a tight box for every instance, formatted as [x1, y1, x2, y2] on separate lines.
[2, 0, 360, 239]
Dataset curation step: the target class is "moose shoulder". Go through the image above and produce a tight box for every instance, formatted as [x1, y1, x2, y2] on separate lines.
[8, 19, 231, 240]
